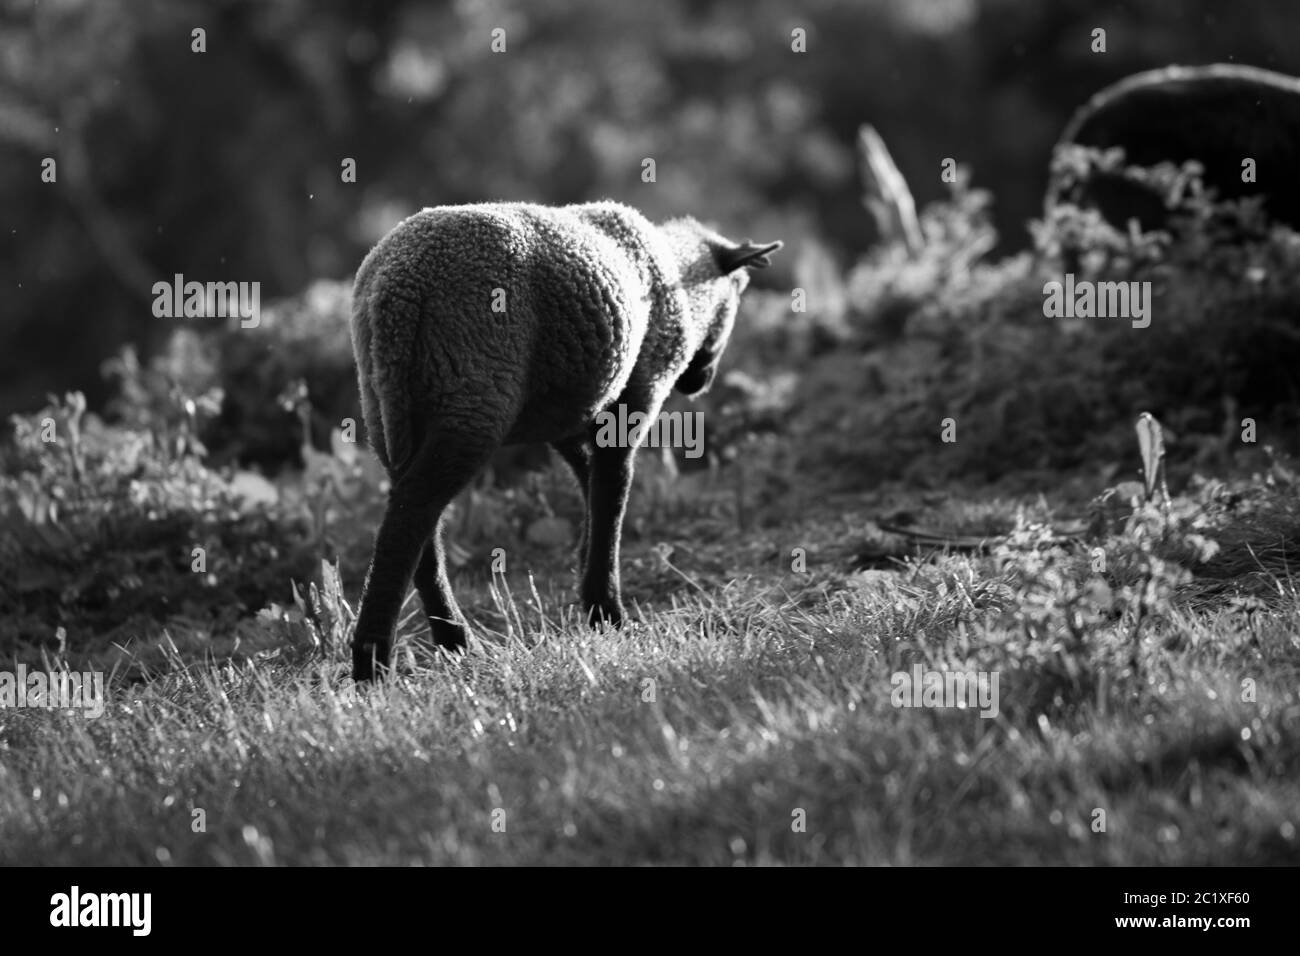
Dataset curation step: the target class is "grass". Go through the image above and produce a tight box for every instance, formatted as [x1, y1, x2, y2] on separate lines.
[7, 159, 1300, 867]
[2, 470, 1298, 865]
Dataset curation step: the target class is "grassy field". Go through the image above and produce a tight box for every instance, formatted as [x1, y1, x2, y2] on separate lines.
[3, 461, 1298, 866]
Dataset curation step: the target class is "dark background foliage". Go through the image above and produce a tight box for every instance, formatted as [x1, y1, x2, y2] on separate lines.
[4, 0, 1299, 417]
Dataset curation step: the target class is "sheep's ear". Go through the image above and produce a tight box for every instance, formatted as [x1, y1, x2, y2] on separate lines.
[715, 238, 783, 273]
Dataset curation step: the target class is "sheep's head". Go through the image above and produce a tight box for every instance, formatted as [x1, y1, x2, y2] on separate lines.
[660, 217, 782, 397]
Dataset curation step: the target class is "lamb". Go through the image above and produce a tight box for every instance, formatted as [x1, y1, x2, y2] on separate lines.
[348, 200, 781, 680]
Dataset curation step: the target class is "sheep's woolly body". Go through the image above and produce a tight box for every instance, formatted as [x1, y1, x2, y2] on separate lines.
[351, 200, 726, 471]
[347, 199, 779, 681]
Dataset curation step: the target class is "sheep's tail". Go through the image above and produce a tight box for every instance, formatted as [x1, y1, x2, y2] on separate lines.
[358, 284, 421, 474]
[376, 374, 414, 475]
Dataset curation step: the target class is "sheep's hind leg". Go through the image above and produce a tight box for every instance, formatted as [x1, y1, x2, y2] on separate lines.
[581, 428, 639, 630]
[407, 432, 505, 653]
[351, 482, 440, 682]
[352, 435, 497, 680]
[551, 435, 593, 568]
[411, 522, 468, 651]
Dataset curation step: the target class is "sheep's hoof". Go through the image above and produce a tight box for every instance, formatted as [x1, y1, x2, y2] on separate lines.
[352, 641, 390, 682]
[585, 602, 626, 630]
[430, 618, 469, 652]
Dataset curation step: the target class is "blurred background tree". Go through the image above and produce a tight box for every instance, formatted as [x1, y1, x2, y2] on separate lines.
[3, 0, 1298, 418]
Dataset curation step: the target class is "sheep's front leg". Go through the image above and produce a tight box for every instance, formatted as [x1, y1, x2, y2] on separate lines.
[581, 435, 637, 628]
